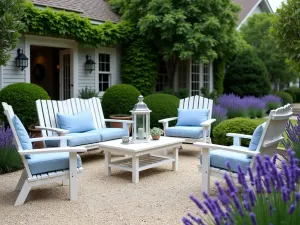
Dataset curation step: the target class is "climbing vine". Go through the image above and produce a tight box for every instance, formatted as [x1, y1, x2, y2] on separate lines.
[22, 2, 135, 47]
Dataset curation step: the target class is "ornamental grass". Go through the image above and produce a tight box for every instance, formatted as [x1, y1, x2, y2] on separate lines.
[183, 149, 300, 225]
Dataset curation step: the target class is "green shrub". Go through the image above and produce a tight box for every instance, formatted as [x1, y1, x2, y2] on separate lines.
[285, 87, 300, 102]
[224, 47, 271, 97]
[101, 84, 141, 117]
[144, 94, 180, 128]
[213, 118, 262, 146]
[0, 83, 50, 128]
[175, 88, 189, 99]
[273, 91, 293, 105]
[78, 86, 99, 99]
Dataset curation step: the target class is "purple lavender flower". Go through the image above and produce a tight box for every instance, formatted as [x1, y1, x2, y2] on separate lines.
[190, 195, 208, 214]
[288, 203, 296, 214]
[249, 212, 257, 225]
[296, 193, 300, 202]
[217, 94, 248, 119]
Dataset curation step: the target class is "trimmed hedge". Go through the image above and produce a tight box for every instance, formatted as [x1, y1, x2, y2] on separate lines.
[144, 94, 180, 129]
[213, 118, 262, 146]
[101, 84, 141, 117]
[0, 83, 50, 128]
[285, 87, 300, 103]
[273, 91, 293, 105]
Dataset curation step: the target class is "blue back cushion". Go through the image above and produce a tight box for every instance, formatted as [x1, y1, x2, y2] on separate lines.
[12, 115, 32, 159]
[176, 109, 210, 126]
[249, 122, 266, 151]
[57, 109, 95, 133]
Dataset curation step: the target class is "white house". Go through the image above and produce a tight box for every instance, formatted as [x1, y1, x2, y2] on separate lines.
[0, 0, 122, 100]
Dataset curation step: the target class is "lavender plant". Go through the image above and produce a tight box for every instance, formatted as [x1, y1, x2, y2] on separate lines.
[183, 149, 300, 225]
[0, 123, 22, 174]
[261, 95, 282, 112]
[283, 115, 300, 162]
[211, 104, 227, 134]
[217, 94, 248, 119]
[243, 96, 266, 119]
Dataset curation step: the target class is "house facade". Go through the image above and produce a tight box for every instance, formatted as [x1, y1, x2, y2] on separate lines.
[0, 0, 122, 100]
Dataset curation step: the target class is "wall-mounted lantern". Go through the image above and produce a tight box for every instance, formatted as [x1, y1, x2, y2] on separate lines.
[85, 55, 96, 73]
[15, 48, 28, 71]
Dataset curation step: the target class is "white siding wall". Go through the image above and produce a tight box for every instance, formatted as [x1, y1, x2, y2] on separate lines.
[2, 36, 26, 88]
[78, 47, 96, 94]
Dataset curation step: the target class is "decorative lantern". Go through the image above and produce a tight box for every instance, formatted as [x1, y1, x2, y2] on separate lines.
[130, 95, 151, 143]
[15, 48, 28, 71]
[85, 55, 96, 73]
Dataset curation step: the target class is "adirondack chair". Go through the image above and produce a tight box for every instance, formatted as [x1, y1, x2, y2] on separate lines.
[36, 97, 133, 150]
[194, 104, 292, 194]
[158, 95, 215, 144]
[2, 102, 87, 206]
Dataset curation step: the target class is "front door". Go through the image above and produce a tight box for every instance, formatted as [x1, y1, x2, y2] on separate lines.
[59, 49, 73, 100]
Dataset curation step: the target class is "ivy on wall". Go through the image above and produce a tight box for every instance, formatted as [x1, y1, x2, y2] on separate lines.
[22, 2, 135, 47]
[213, 58, 226, 95]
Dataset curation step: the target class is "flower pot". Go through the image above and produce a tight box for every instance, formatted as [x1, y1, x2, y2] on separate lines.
[28, 125, 44, 149]
[109, 114, 132, 134]
[151, 135, 161, 140]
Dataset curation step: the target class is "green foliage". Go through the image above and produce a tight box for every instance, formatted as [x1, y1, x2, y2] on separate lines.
[101, 84, 141, 117]
[121, 39, 158, 96]
[201, 87, 218, 102]
[273, 92, 293, 105]
[285, 87, 300, 103]
[213, 118, 261, 146]
[22, 2, 135, 47]
[109, 0, 241, 87]
[162, 88, 189, 99]
[213, 58, 226, 95]
[144, 94, 179, 128]
[241, 13, 300, 86]
[0, 83, 50, 128]
[0, 0, 25, 66]
[224, 47, 271, 97]
[272, 0, 300, 69]
[78, 86, 99, 99]
[150, 127, 163, 136]
[284, 89, 297, 102]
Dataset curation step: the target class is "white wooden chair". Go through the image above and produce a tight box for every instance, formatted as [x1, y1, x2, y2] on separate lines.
[36, 97, 133, 150]
[2, 102, 87, 206]
[158, 95, 215, 144]
[194, 104, 292, 194]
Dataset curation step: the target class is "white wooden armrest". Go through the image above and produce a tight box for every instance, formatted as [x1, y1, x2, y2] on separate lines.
[226, 133, 253, 139]
[104, 119, 134, 124]
[19, 147, 87, 155]
[158, 117, 178, 123]
[201, 119, 216, 127]
[35, 126, 69, 135]
[30, 136, 73, 143]
[193, 142, 258, 156]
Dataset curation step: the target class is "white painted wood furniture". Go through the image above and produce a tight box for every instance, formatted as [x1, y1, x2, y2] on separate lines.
[159, 95, 215, 144]
[98, 136, 184, 183]
[2, 102, 87, 206]
[36, 97, 133, 150]
[194, 104, 293, 194]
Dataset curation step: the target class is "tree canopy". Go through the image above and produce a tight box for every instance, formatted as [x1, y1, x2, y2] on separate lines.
[0, 0, 24, 66]
[241, 12, 299, 86]
[109, 0, 242, 87]
[273, 0, 300, 70]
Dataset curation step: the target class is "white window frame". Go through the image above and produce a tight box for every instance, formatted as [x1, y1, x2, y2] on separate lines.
[95, 47, 117, 96]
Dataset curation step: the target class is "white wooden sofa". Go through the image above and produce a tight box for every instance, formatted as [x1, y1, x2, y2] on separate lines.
[194, 104, 292, 194]
[36, 97, 133, 150]
[159, 95, 215, 144]
[2, 102, 87, 206]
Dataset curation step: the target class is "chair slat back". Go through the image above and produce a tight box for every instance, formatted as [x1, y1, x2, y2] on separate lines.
[36, 97, 106, 137]
[257, 104, 292, 156]
[179, 95, 213, 119]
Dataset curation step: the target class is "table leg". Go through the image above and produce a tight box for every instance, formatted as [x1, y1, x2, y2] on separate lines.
[132, 155, 139, 183]
[69, 152, 77, 201]
[172, 147, 179, 171]
[201, 148, 210, 194]
[105, 151, 111, 176]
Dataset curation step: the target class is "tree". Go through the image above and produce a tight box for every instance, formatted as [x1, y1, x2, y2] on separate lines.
[0, 0, 24, 66]
[224, 47, 271, 97]
[241, 13, 299, 88]
[273, 0, 300, 70]
[109, 0, 241, 88]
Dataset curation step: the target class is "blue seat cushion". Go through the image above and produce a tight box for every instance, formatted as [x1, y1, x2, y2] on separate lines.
[165, 126, 206, 139]
[12, 115, 32, 159]
[57, 109, 95, 133]
[249, 122, 266, 151]
[45, 132, 101, 147]
[200, 146, 251, 173]
[87, 128, 128, 142]
[27, 152, 82, 175]
[176, 109, 210, 126]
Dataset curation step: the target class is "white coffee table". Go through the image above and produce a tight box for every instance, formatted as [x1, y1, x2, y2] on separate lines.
[98, 136, 184, 183]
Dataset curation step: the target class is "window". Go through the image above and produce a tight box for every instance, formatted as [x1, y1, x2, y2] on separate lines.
[99, 53, 111, 92]
[190, 61, 212, 96]
[156, 60, 168, 92]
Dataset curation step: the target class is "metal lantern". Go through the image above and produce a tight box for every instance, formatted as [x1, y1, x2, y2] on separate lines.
[130, 95, 151, 143]
[15, 48, 28, 71]
[85, 55, 96, 73]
